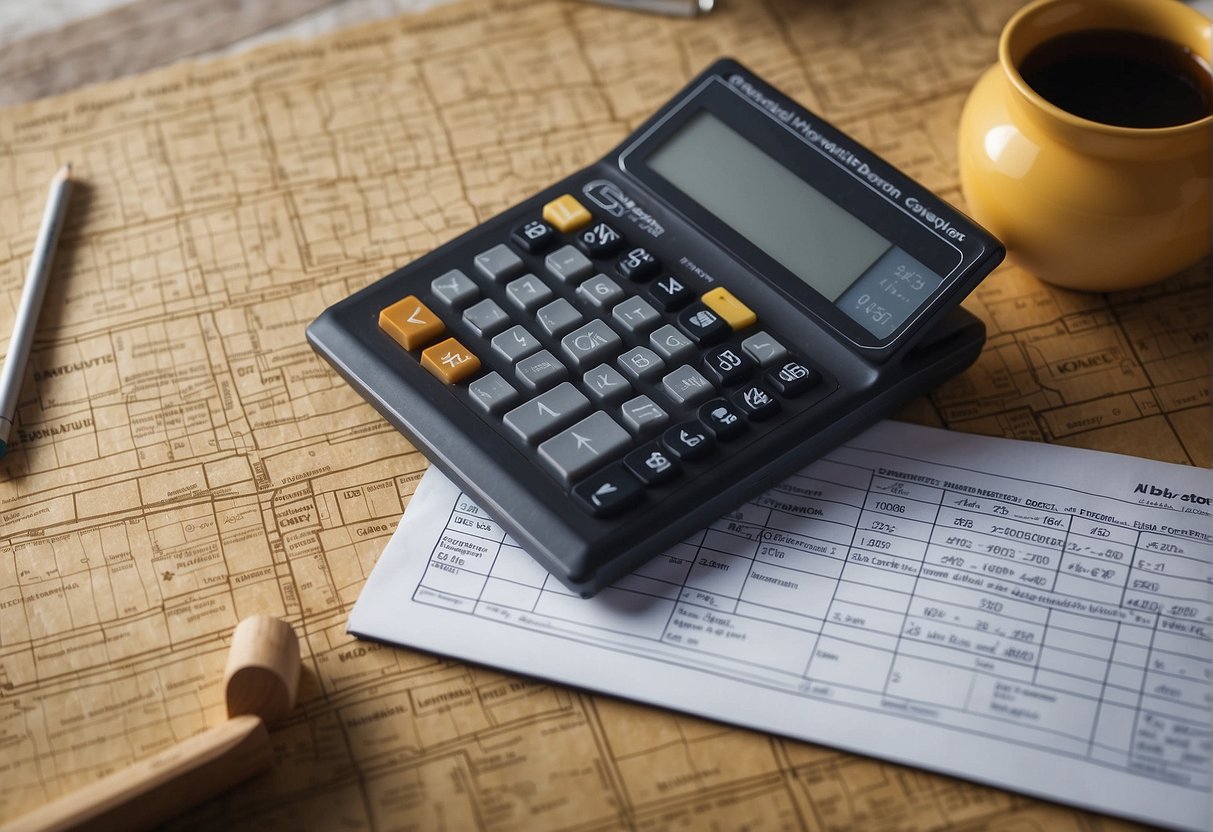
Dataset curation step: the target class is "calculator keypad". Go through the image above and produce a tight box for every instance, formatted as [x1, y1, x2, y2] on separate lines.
[375, 190, 829, 518]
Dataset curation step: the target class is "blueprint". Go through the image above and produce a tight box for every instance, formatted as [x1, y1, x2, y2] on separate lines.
[0, 0, 1207, 828]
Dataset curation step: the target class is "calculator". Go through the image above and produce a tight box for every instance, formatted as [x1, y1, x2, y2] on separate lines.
[308, 58, 1004, 597]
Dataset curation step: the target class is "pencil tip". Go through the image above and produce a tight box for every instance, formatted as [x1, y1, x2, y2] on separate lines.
[57, 163, 72, 182]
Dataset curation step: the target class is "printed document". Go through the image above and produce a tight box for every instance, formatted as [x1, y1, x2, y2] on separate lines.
[350, 422, 1212, 830]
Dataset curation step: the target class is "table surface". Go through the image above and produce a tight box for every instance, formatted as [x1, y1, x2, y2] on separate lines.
[0, 1, 1208, 831]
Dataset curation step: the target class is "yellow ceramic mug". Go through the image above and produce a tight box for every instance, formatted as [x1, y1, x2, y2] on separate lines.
[958, 0, 1211, 291]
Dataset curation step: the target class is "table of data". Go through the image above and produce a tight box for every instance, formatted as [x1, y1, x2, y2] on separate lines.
[354, 424, 1211, 828]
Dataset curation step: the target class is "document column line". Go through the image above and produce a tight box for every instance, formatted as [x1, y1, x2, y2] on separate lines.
[1087, 617, 1123, 757]
[1123, 528, 1157, 772]
[801, 464, 874, 680]
[882, 480, 945, 697]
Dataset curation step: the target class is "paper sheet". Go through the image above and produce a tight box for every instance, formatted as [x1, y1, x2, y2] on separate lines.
[351, 421, 1213, 831]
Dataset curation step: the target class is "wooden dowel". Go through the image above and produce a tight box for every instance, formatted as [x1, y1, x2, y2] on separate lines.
[1, 715, 271, 832]
[1, 616, 301, 832]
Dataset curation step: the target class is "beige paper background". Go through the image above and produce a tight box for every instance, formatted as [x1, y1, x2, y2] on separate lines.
[0, 0, 1206, 828]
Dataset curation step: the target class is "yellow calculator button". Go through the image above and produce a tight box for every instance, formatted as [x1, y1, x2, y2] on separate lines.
[542, 194, 592, 232]
[379, 296, 445, 350]
[420, 337, 481, 384]
[701, 287, 757, 331]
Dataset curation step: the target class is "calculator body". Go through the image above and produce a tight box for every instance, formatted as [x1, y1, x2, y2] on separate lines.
[308, 58, 1004, 596]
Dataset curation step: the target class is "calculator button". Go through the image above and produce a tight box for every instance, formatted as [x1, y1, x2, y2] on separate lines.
[503, 382, 591, 444]
[545, 245, 594, 284]
[649, 275, 694, 312]
[616, 246, 659, 281]
[617, 347, 665, 382]
[543, 194, 592, 233]
[661, 421, 715, 461]
[701, 287, 757, 331]
[649, 325, 696, 366]
[468, 372, 520, 416]
[740, 331, 788, 367]
[577, 274, 625, 310]
[515, 349, 568, 393]
[582, 363, 632, 406]
[676, 303, 731, 346]
[379, 295, 445, 351]
[766, 359, 820, 397]
[537, 298, 583, 337]
[430, 269, 479, 309]
[505, 274, 553, 312]
[624, 443, 679, 486]
[576, 221, 624, 257]
[474, 243, 525, 283]
[661, 365, 715, 406]
[463, 299, 510, 337]
[611, 296, 660, 335]
[539, 412, 632, 484]
[698, 399, 746, 441]
[511, 219, 555, 253]
[733, 383, 781, 421]
[561, 320, 622, 369]
[572, 462, 644, 517]
[620, 395, 669, 435]
[420, 337, 480, 384]
[702, 345, 754, 386]
[491, 325, 542, 363]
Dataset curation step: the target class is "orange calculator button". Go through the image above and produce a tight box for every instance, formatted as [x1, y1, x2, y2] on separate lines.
[420, 337, 481, 384]
[542, 194, 592, 233]
[379, 296, 445, 350]
[701, 287, 757, 331]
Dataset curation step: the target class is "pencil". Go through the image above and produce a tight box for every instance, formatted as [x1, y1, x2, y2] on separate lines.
[0, 163, 74, 459]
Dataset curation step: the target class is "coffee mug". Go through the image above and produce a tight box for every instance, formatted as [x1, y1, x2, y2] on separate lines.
[957, 0, 1211, 291]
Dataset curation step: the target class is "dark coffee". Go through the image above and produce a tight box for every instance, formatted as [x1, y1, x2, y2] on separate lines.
[1019, 29, 1213, 128]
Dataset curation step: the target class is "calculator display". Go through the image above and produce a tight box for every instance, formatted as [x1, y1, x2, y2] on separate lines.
[646, 110, 945, 339]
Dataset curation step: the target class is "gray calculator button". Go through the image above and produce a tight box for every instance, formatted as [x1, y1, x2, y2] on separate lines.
[662, 365, 715, 406]
[577, 274, 624, 309]
[561, 319, 622, 369]
[431, 269, 478, 308]
[474, 243, 524, 282]
[468, 372, 519, 416]
[612, 296, 660, 335]
[617, 347, 664, 382]
[649, 325, 696, 365]
[502, 382, 590, 444]
[538, 411, 632, 484]
[537, 298, 583, 337]
[583, 363, 632, 405]
[620, 395, 669, 435]
[505, 274, 552, 312]
[545, 245, 593, 284]
[491, 325, 542, 363]
[741, 331, 788, 367]
[515, 349, 567, 392]
[463, 298, 509, 337]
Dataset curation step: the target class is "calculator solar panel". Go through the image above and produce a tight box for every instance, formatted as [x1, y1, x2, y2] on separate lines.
[308, 58, 1004, 596]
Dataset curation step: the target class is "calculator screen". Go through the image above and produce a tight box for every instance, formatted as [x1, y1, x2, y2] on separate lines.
[646, 110, 945, 339]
